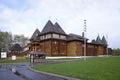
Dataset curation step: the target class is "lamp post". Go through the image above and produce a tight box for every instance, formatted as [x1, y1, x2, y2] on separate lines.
[106, 34, 108, 57]
[84, 20, 87, 60]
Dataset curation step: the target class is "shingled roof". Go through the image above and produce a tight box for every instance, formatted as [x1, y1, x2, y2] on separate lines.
[90, 36, 107, 46]
[101, 36, 107, 45]
[40, 20, 66, 35]
[9, 43, 23, 51]
[54, 22, 66, 35]
[30, 29, 40, 41]
[67, 33, 85, 41]
[96, 35, 102, 44]
[91, 39, 98, 44]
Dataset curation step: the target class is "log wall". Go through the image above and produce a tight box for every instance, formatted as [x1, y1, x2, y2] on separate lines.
[67, 41, 77, 56]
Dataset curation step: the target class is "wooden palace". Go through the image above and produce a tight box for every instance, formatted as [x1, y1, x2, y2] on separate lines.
[27, 20, 111, 56]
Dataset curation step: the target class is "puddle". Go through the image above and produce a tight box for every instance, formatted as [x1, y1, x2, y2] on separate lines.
[11, 68, 31, 80]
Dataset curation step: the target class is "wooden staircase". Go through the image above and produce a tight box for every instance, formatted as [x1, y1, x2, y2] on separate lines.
[20, 50, 31, 56]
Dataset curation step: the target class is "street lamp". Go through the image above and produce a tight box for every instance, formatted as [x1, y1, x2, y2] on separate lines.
[106, 34, 109, 56]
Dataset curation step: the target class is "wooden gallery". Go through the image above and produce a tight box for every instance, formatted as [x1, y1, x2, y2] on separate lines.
[26, 20, 111, 57]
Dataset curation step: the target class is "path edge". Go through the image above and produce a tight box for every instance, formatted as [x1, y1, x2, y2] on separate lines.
[29, 67, 80, 80]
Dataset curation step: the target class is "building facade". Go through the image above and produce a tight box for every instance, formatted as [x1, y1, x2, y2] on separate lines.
[28, 20, 111, 56]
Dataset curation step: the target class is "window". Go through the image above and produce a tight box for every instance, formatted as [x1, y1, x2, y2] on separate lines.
[60, 35, 66, 39]
[53, 34, 59, 38]
[36, 44, 39, 46]
[40, 36, 44, 40]
[46, 34, 51, 39]
[36, 33, 38, 36]
[44, 35, 46, 39]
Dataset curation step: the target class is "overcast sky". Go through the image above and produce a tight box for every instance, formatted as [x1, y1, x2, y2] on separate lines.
[0, 0, 120, 48]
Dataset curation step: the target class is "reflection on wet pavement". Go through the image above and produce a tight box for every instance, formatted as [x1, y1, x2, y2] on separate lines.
[0, 63, 67, 80]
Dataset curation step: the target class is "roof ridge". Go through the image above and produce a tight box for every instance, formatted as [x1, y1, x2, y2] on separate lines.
[30, 29, 40, 41]
[54, 22, 66, 35]
[40, 20, 66, 35]
[40, 20, 54, 35]
[10, 43, 22, 51]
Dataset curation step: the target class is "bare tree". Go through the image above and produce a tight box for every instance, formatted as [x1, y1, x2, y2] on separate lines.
[13, 34, 29, 47]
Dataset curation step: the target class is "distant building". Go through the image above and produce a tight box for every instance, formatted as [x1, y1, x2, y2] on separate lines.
[26, 20, 111, 56]
[7, 43, 23, 59]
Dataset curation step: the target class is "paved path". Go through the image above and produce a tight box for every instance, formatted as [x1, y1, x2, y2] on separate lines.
[0, 58, 88, 80]
[0, 69, 23, 80]
[0, 58, 96, 80]
[0, 59, 85, 80]
[0, 56, 109, 80]
[0, 58, 83, 80]
[0, 63, 67, 80]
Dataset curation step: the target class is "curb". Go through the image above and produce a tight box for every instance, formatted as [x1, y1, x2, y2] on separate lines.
[29, 67, 80, 80]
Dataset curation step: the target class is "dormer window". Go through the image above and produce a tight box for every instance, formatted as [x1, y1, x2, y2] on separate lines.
[36, 33, 38, 36]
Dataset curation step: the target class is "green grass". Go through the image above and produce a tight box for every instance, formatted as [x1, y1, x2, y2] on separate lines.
[0, 59, 29, 63]
[47, 58, 78, 60]
[32, 56, 120, 80]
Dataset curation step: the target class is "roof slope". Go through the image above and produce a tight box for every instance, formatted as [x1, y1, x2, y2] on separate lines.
[54, 22, 66, 35]
[67, 33, 84, 41]
[101, 36, 107, 45]
[10, 43, 23, 51]
[30, 29, 40, 41]
[40, 20, 66, 35]
[90, 36, 107, 46]
[96, 35, 101, 44]
[40, 20, 55, 35]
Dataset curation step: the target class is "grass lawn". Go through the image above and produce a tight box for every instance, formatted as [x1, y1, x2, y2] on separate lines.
[47, 58, 79, 60]
[32, 56, 120, 80]
[0, 59, 29, 63]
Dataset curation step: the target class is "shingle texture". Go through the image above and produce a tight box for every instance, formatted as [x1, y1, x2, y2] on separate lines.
[54, 22, 66, 35]
[30, 29, 40, 41]
[40, 20, 66, 35]
[67, 33, 84, 41]
[10, 43, 22, 51]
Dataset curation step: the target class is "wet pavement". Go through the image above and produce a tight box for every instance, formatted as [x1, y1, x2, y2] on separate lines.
[0, 69, 23, 80]
[0, 59, 84, 80]
[0, 56, 105, 80]
[0, 63, 67, 80]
